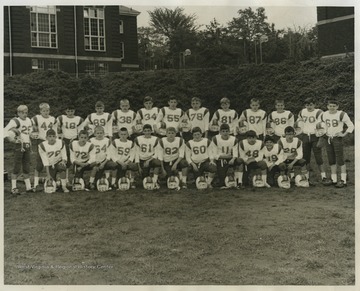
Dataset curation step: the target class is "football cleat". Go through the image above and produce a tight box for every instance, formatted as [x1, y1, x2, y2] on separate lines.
[277, 175, 291, 189]
[322, 177, 334, 186]
[252, 174, 265, 187]
[11, 188, 20, 195]
[44, 178, 57, 193]
[143, 176, 155, 190]
[118, 177, 131, 191]
[97, 178, 109, 192]
[225, 175, 237, 188]
[72, 177, 85, 191]
[167, 175, 180, 190]
[294, 174, 310, 187]
[196, 176, 208, 190]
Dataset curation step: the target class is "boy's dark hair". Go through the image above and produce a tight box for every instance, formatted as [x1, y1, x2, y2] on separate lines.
[143, 124, 152, 131]
[95, 101, 105, 108]
[275, 99, 284, 104]
[220, 123, 230, 131]
[166, 127, 176, 133]
[46, 129, 56, 137]
[246, 130, 257, 138]
[250, 98, 260, 104]
[66, 103, 75, 110]
[144, 96, 153, 103]
[284, 126, 295, 134]
[191, 97, 201, 103]
[192, 127, 202, 134]
[94, 125, 104, 132]
[264, 135, 274, 143]
[78, 129, 88, 136]
[327, 99, 339, 106]
[119, 127, 128, 132]
[169, 95, 177, 101]
[304, 97, 315, 104]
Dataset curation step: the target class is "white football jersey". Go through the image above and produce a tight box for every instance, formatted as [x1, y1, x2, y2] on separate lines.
[32, 115, 56, 140]
[240, 109, 267, 136]
[297, 108, 323, 135]
[80, 112, 113, 137]
[57, 115, 83, 139]
[38, 139, 67, 166]
[186, 108, 210, 133]
[136, 107, 159, 130]
[156, 107, 184, 131]
[158, 137, 185, 162]
[111, 139, 135, 163]
[321, 110, 354, 137]
[210, 109, 238, 134]
[211, 135, 238, 159]
[239, 139, 264, 162]
[134, 135, 159, 162]
[112, 110, 137, 135]
[268, 111, 294, 136]
[263, 144, 285, 167]
[186, 138, 213, 164]
[4, 117, 32, 143]
[69, 140, 96, 164]
[278, 137, 303, 160]
[90, 137, 112, 163]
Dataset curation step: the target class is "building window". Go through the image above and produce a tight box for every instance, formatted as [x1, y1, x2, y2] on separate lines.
[119, 20, 124, 34]
[48, 60, 59, 71]
[84, 7, 105, 51]
[32, 59, 45, 71]
[30, 6, 57, 48]
[98, 63, 109, 75]
[120, 42, 124, 59]
[85, 63, 96, 76]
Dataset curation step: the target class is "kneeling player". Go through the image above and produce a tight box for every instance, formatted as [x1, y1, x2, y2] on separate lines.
[238, 130, 269, 187]
[38, 129, 69, 192]
[110, 127, 138, 189]
[211, 123, 243, 188]
[134, 124, 161, 188]
[185, 127, 216, 188]
[158, 127, 188, 189]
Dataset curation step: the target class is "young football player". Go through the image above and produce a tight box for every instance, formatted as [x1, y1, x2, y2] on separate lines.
[110, 127, 138, 189]
[112, 98, 137, 140]
[4, 105, 34, 194]
[158, 127, 189, 188]
[268, 99, 294, 142]
[56, 103, 84, 183]
[297, 97, 329, 184]
[185, 127, 217, 188]
[32, 103, 56, 191]
[38, 129, 69, 193]
[320, 99, 354, 187]
[80, 101, 113, 138]
[136, 96, 159, 133]
[239, 98, 267, 140]
[88, 126, 116, 190]
[209, 97, 238, 138]
[211, 123, 242, 188]
[69, 130, 96, 186]
[262, 135, 286, 186]
[277, 126, 307, 180]
[183, 97, 210, 141]
[154, 96, 184, 136]
[134, 124, 162, 187]
[238, 130, 269, 187]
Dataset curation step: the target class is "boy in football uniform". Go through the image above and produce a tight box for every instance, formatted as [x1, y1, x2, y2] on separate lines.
[110, 127, 138, 189]
[154, 96, 184, 136]
[136, 96, 159, 133]
[134, 124, 162, 187]
[158, 127, 189, 188]
[239, 98, 267, 140]
[38, 129, 69, 192]
[183, 97, 210, 141]
[209, 97, 238, 138]
[4, 105, 34, 194]
[56, 103, 84, 183]
[297, 97, 329, 183]
[211, 123, 242, 188]
[268, 99, 294, 142]
[277, 126, 307, 180]
[238, 130, 269, 187]
[320, 99, 354, 187]
[262, 135, 286, 186]
[185, 127, 217, 188]
[112, 98, 137, 140]
[88, 126, 116, 190]
[32, 103, 56, 191]
[69, 130, 96, 186]
[80, 101, 113, 138]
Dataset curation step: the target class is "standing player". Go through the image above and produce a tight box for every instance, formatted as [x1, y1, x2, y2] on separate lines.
[136, 96, 159, 133]
[268, 99, 294, 142]
[38, 129, 69, 192]
[4, 105, 34, 194]
[211, 123, 242, 188]
[134, 124, 162, 187]
[238, 130, 269, 187]
[158, 127, 189, 188]
[32, 103, 56, 191]
[183, 97, 210, 141]
[239, 98, 267, 140]
[80, 101, 113, 138]
[320, 99, 354, 187]
[185, 127, 217, 188]
[112, 98, 137, 140]
[209, 97, 238, 138]
[154, 96, 184, 136]
[297, 97, 329, 183]
[110, 127, 138, 189]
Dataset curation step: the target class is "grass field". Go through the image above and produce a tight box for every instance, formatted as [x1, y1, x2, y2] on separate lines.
[3, 146, 355, 285]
